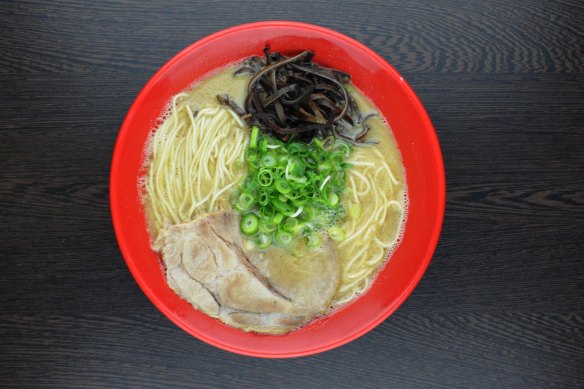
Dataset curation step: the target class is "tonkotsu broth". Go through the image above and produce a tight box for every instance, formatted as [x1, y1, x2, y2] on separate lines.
[179, 64, 251, 112]
[143, 60, 407, 314]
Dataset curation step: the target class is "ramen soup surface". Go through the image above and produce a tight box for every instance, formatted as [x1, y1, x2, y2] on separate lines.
[142, 60, 407, 334]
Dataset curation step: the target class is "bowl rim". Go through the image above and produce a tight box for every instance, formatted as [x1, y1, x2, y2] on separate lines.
[111, 20, 445, 358]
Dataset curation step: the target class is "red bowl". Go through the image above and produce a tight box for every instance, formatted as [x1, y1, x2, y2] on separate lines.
[110, 21, 445, 358]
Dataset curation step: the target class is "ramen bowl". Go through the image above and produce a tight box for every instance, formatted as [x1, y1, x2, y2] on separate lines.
[110, 21, 445, 358]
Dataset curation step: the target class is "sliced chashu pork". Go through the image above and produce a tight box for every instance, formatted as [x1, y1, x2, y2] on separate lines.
[154, 211, 339, 334]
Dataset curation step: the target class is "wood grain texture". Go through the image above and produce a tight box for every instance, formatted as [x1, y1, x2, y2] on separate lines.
[1, 312, 583, 388]
[1, 0, 583, 74]
[1, 0, 584, 388]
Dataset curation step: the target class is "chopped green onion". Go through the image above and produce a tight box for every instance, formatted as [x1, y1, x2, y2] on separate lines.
[322, 186, 340, 207]
[257, 169, 273, 187]
[258, 191, 269, 206]
[305, 156, 317, 168]
[266, 139, 283, 150]
[290, 175, 308, 185]
[289, 159, 305, 177]
[259, 222, 277, 234]
[319, 175, 331, 191]
[241, 213, 259, 236]
[246, 153, 259, 169]
[299, 205, 315, 221]
[318, 161, 333, 174]
[306, 232, 322, 248]
[274, 199, 296, 216]
[283, 217, 298, 232]
[272, 213, 284, 224]
[291, 196, 308, 207]
[275, 230, 293, 247]
[284, 191, 301, 200]
[260, 152, 277, 167]
[259, 137, 270, 153]
[233, 130, 354, 248]
[236, 192, 254, 211]
[260, 203, 276, 218]
[349, 203, 362, 219]
[327, 226, 345, 241]
[275, 179, 291, 194]
[289, 142, 308, 156]
[249, 126, 259, 149]
[312, 138, 324, 150]
[255, 233, 272, 249]
[290, 206, 303, 218]
[327, 192, 339, 207]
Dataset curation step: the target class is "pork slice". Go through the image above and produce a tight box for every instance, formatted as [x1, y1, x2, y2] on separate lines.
[155, 211, 339, 334]
[166, 267, 220, 316]
[223, 312, 307, 335]
[247, 241, 339, 314]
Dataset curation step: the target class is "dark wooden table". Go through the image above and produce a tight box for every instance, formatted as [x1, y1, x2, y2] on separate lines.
[2, 1, 583, 387]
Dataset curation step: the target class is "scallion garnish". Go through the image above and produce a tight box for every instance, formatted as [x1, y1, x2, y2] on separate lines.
[233, 130, 353, 248]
